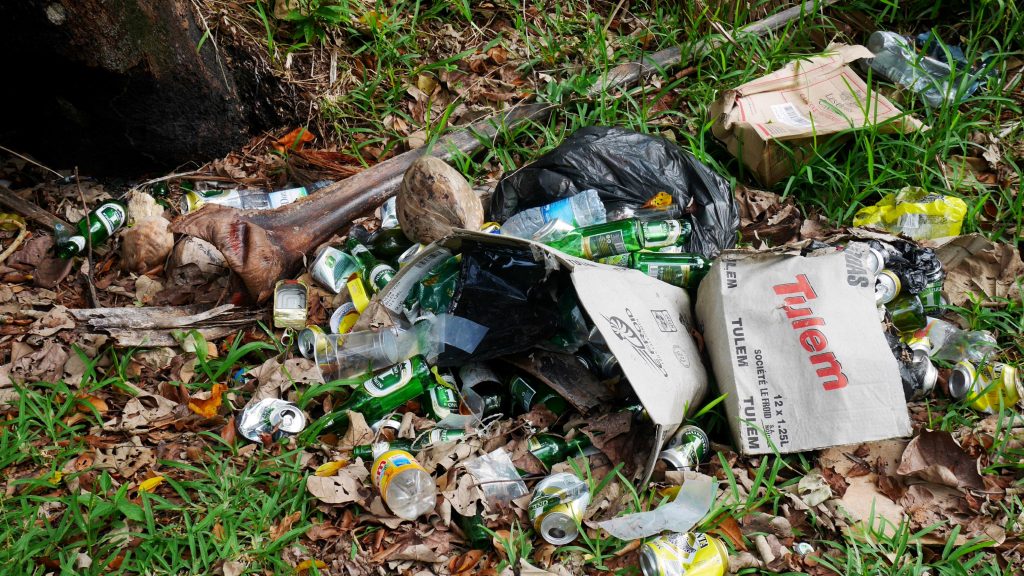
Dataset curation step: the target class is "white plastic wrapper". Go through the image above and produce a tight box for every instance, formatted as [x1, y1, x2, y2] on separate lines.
[598, 472, 715, 540]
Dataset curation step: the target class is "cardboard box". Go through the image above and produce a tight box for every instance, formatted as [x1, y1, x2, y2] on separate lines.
[360, 230, 709, 482]
[695, 249, 911, 455]
[709, 44, 919, 186]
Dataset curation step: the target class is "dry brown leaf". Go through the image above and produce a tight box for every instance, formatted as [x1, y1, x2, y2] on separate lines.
[221, 560, 244, 576]
[221, 416, 237, 445]
[933, 234, 1023, 306]
[713, 516, 747, 551]
[270, 511, 302, 541]
[306, 463, 370, 505]
[896, 430, 984, 491]
[29, 305, 75, 337]
[93, 437, 155, 478]
[188, 383, 227, 418]
[452, 549, 485, 573]
[305, 523, 343, 541]
[108, 393, 179, 431]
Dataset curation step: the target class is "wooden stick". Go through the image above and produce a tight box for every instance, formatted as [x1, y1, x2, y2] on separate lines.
[588, 0, 840, 96]
[0, 183, 71, 231]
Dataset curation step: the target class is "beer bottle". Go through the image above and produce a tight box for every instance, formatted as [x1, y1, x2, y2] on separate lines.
[56, 200, 128, 259]
[422, 367, 461, 421]
[351, 428, 468, 460]
[367, 227, 414, 259]
[529, 433, 592, 468]
[629, 252, 711, 289]
[314, 356, 431, 434]
[458, 363, 511, 418]
[543, 219, 691, 260]
[509, 375, 569, 416]
[346, 237, 396, 292]
[456, 512, 492, 550]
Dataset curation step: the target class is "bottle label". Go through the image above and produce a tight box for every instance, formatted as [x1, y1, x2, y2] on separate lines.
[582, 230, 626, 259]
[596, 253, 630, 267]
[95, 203, 127, 237]
[363, 360, 414, 398]
[509, 376, 536, 412]
[539, 197, 577, 227]
[369, 264, 396, 290]
[641, 220, 683, 248]
[427, 385, 459, 419]
[267, 186, 308, 208]
[66, 236, 86, 254]
[372, 450, 426, 497]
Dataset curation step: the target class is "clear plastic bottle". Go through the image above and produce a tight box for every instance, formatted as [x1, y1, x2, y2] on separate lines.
[501, 189, 606, 240]
[865, 31, 954, 108]
[372, 450, 436, 520]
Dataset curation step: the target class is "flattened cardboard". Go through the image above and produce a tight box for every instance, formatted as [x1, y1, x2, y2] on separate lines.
[710, 44, 920, 186]
[695, 250, 911, 455]
[361, 229, 708, 482]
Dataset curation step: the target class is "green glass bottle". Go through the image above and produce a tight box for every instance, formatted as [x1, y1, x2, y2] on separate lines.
[509, 375, 569, 416]
[422, 367, 460, 421]
[458, 363, 510, 418]
[351, 428, 468, 460]
[543, 219, 691, 260]
[629, 252, 711, 289]
[346, 237, 397, 292]
[888, 293, 927, 333]
[456, 512, 492, 550]
[315, 356, 431, 434]
[368, 227, 414, 259]
[528, 432, 592, 468]
[56, 200, 128, 259]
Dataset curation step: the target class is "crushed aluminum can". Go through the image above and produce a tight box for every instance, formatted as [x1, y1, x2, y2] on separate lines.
[396, 242, 428, 269]
[273, 280, 308, 329]
[658, 425, 711, 470]
[237, 398, 308, 442]
[949, 361, 1021, 413]
[329, 301, 360, 335]
[639, 532, 728, 576]
[310, 245, 360, 294]
[528, 472, 590, 545]
[298, 325, 329, 359]
[875, 269, 901, 305]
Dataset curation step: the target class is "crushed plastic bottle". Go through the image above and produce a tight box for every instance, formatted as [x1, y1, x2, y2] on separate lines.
[865, 31, 957, 108]
[500, 189, 607, 240]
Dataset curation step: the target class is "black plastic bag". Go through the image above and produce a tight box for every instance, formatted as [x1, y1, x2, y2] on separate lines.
[435, 240, 566, 366]
[491, 127, 739, 258]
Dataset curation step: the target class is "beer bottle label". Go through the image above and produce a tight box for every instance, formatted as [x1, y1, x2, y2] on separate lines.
[509, 376, 537, 412]
[641, 220, 684, 248]
[363, 360, 415, 398]
[582, 230, 627, 259]
[95, 203, 127, 237]
[369, 264, 396, 290]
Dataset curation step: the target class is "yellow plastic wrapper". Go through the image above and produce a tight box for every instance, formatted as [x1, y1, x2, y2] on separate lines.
[853, 187, 968, 240]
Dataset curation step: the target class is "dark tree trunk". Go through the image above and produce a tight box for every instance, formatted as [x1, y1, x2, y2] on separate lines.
[0, 0, 285, 175]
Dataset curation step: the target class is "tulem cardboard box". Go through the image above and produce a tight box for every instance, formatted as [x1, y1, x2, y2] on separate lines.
[709, 44, 921, 186]
[695, 249, 912, 455]
[358, 229, 709, 483]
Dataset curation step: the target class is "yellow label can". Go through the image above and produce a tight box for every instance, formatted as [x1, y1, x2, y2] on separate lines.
[639, 532, 728, 576]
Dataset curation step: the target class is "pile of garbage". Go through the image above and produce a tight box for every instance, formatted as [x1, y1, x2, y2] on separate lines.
[5, 35, 1021, 575]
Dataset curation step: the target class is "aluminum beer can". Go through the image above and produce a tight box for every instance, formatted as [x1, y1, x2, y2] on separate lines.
[273, 280, 308, 330]
[875, 269, 901, 305]
[949, 361, 1022, 413]
[528, 472, 590, 545]
[658, 425, 711, 470]
[237, 398, 308, 442]
[310, 245, 360, 294]
[329, 301, 360, 335]
[298, 325, 330, 359]
[639, 532, 728, 576]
